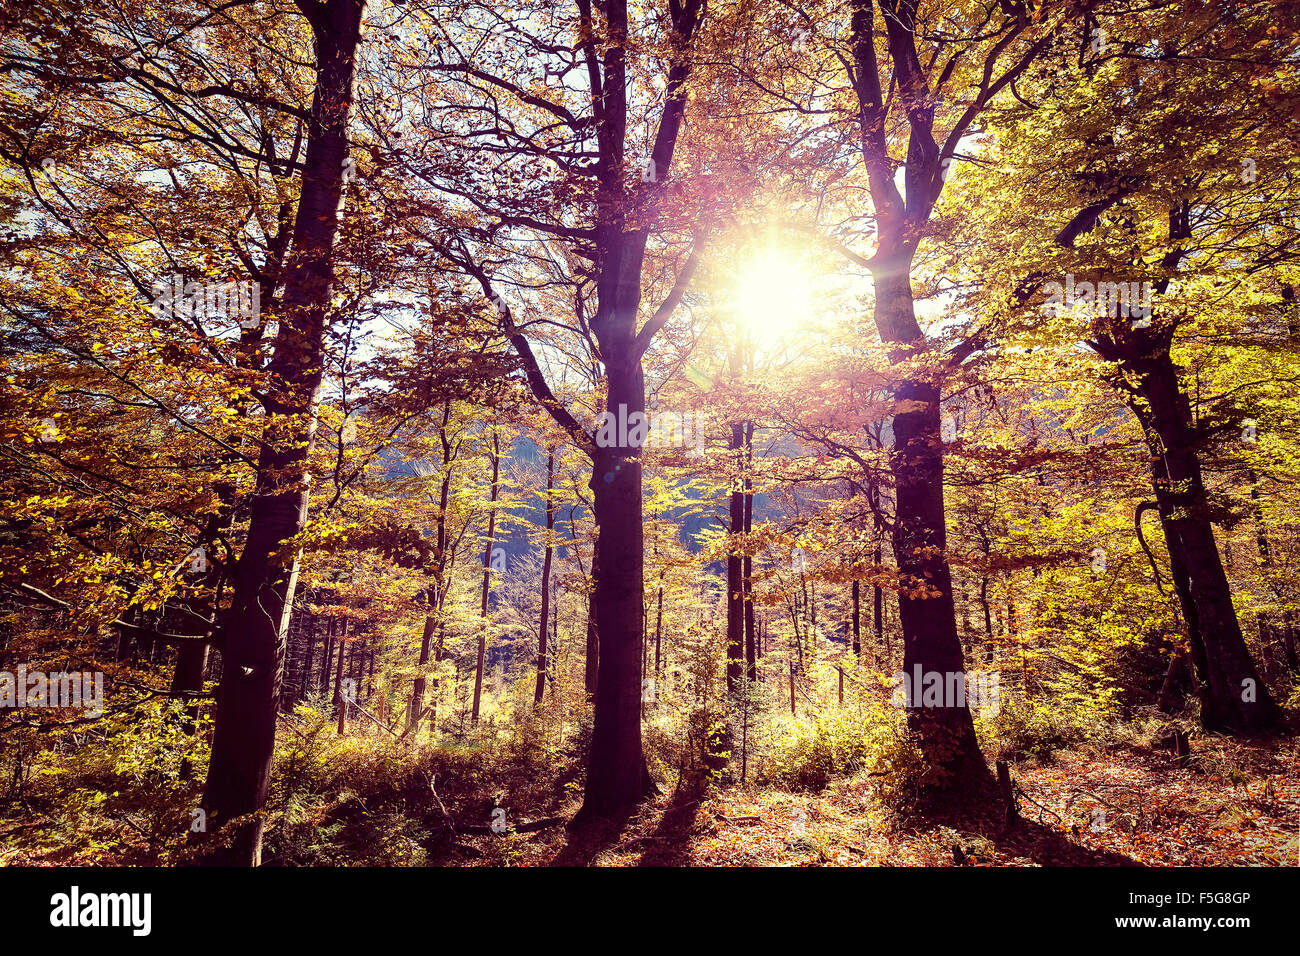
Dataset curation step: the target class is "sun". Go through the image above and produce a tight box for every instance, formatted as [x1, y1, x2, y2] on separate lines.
[730, 247, 816, 353]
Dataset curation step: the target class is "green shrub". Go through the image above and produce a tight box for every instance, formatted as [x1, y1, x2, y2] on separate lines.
[978, 696, 1087, 762]
[761, 712, 863, 790]
[1, 697, 210, 864]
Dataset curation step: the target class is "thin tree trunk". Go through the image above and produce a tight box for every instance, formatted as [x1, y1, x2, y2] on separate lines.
[743, 423, 756, 681]
[653, 580, 664, 686]
[535, 451, 555, 707]
[472, 435, 501, 725]
[410, 403, 454, 731]
[851, 580, 861, 657]
[1251, 472, 1297, 673]
[334, 618, 349, 735]
[726, 422, 745, 694]
[301, 616, 315, 705]
[979, 574, 994, 663]
[321, 617, 335, 698]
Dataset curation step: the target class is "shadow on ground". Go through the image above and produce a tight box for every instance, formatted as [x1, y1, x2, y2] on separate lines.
[635, 782, 706, 866]
[545, 780, 706, 867]
[544, 773, 1143, 866]
[918, 801, 1144, 866]
[546, 807, 634, 866]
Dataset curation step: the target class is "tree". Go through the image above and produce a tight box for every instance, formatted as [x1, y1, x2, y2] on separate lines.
[201, 0, 367, 865]
[793, 0, 1071, 792]
[954, 0, 1300, 734]
[471, 432, 502, 724]
[416, 0, 711, 819]
[535, 449, 556, 707]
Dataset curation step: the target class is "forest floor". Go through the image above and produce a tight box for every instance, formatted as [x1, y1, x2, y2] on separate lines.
[450, 735, 1300, 867]
[3, 730, 1296, 867]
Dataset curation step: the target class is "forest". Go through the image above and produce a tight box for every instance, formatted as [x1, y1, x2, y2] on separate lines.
[0, 0, 1298, 873]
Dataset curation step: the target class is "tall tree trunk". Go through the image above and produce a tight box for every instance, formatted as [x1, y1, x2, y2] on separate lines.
[1141, 463, 1212, 717]
[472, 435, 501, 725]
[334, 618, 348, 735]
[1125, 358, 1279, 734]
[505, 0, 705, 823]
[743, 423, 756, 681]
[301, 616, 315, 705]
[1087, 202, 1278, 736]
[320, 617, 335, 698]
[851, 580, 861, 657]
[653, 578, 664, 685]
[580, 336, 655, 817]
[200, 0, 365, 866]
[874, 544, 885, 658]
[170, 640, 209, 782]
[535, 451, 555, 706]
[841, 0, 1058, 798]
[871, 263, 988, 790]
[410, 404, 455, 731]
[979, 573, 994, 663]
[726, 422, 745, 693]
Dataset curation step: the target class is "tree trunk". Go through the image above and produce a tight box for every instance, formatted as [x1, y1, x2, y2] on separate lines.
[579, 346, 655, 818]
[743, 426, 756, 681]
[170, 639, 209, 782]
[874, 544, 885, 658]
[871, 263, 989, 791]
[334, 618, 348, 735]
[472, 435, 501, 725]
[301, 616, 315, 705]
[979, 573, 994, 663]
[1157, 651, 1187, 713]
[199, 0, 365, 866]
[530, 0, 705, 823]
[653, 580, 664, 685]
[726, 422, 745, 694]
[534, 451, 555, 707]
[584, 602, 598, 700]
[410, 405, 454, 731]
[1126, 353, 1279, 734]
[851, 580, 861, 657]
[1251, 473, 1298, 674]
[321, 617, 335, 698]
[409, 612, 436, 729]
